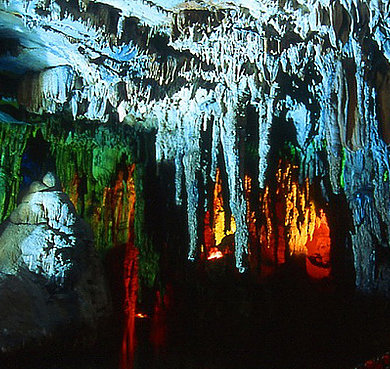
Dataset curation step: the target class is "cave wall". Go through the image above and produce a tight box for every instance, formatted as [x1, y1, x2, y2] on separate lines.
[0, 112, 163, 292]
[0, 0, 390, 296]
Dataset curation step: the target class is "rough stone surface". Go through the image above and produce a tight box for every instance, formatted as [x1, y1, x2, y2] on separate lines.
[0, 173, 111, 356]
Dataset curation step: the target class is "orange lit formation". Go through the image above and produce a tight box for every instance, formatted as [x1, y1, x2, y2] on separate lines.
[67, 164, 137, 253]
[88, 164, 140, 369]
[100, 166, 139, 369]
[207, 247, 224, 260]
[135, 313, 148, 319]
[99, 164, 137, 248]
[261, 161, 331, 278]
[67, 173, 81, 209]
[67, 163, 169, 368]
[203, 168, 235, 260]
[205, 161, 331, 279]
[305, 210, 331, 279]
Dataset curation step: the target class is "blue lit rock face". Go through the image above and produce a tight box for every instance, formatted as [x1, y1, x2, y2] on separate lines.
[0, 173, 111, 356]
[1, 0, 390, 293]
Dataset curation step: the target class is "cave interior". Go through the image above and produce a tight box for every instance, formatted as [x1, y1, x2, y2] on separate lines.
[1, 0, 390, 368]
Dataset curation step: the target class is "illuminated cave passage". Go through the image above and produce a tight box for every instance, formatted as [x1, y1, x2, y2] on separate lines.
[1, 0, 390, 369]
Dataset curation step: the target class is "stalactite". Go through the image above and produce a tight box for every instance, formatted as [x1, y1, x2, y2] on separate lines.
[260, 185, 279, 266]
[39, 121, 139, 255]
[101, 165, 136, 248]
[210, 100, 222, 182]
[258, 83, 276, 189]
[316, 48, 343, 193]
[258, 158, 332, 278]
[183, 151, 200, 261]
[154, 87, 212, 261]
[4, 0, 390, 290]
[18, 66, 75, 115]
[243, 174, 261, 270]
[220, 95, 249, 272]
[182, 113, 202, 261]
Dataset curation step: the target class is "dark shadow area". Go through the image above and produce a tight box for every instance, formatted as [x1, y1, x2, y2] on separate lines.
[133, 258, 390, 369]
[20, 131, 55, 190]
[5, 260, 390, 369]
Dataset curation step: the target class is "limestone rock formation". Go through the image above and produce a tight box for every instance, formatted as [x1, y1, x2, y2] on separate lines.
[1, 0, 390, 294]
[0, 173, 111, 356]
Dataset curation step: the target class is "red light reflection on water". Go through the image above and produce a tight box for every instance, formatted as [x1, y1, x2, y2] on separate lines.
[120, 244, 138, 369]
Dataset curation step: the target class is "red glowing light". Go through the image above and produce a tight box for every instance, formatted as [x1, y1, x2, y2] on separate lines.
[150, 289, 170, 354]
[120, 244, 138, 369]
[135, 313, 148, 319]
[207, 247, 223, 260]
[305, 210, 331, 279]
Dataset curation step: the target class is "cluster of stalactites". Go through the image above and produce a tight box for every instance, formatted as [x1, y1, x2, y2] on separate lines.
[154, 85, 251, 270]
[169, 7, 277, 189]
[156, 0, 390, 281]
[7, 0, 390, 282]
[3, 0, 180, 122]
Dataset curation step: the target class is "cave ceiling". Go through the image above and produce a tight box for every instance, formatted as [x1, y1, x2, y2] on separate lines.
[1, 0, 390, 291]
